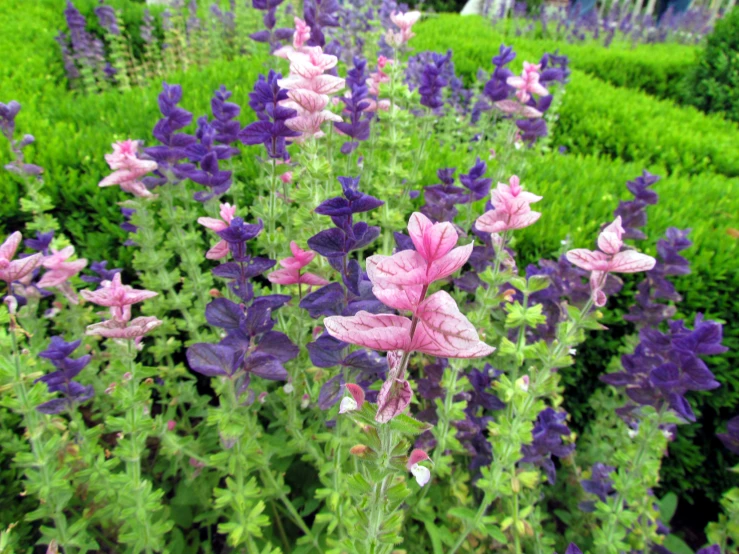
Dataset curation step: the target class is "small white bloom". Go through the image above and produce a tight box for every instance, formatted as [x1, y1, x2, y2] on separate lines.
[283, 383, 294, 394]
[662, 429, 673, 440]
[339, 396, 358, 414]
[569, 348, 577, 355]
[628, 428, 638, 439]
[410, 463, 431, 487]
[516, 375, 530, 392]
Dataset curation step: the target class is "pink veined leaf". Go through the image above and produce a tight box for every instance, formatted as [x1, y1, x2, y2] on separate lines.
[597, 217, 625, 255]
[323, 312, 412, 351]
[198, 217, 229, 232]
[298, 272, 329, 286]
[608, 250, 656, 273]
[37, 259, 87, 288]
[368, 251, 429, 286]
[0, 252, 43, 283]
[375, 378, 413, 423]
[366, 255, 424, 311]
[86, 316, 163, 339]
[411, 291, 495, 358]
[206, 240, 230, 260]
[0, 231, 22, 262]
[426, 243, 474, 283]
[589, 271, 608, 307]
[565, 249, 610, 272]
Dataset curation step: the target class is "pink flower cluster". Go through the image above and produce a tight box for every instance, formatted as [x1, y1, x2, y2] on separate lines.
[81, 273, 162, 339]
[275, 18, 345, 140]
[268, 241, 328, 287]
[99, 139, 158, 198]
[0, 232, 43, 287]
[567, 216, 656, 307]
[385, 11, 421, 47]
[198, 203, 237, 260]
[476, 175, 542, 234]
[507, 62, 549, 104]
[364, 56, 392, 113]
[325, 213, 494, 423]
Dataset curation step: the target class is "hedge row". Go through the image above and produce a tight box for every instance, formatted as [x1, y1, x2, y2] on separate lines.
[414, 15, 739, 178]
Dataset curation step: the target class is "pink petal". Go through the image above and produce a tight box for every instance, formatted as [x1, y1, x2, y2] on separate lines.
[426, 243, 474, 283]
[565, 249, 610, 272]
[288, 89, 330, 111]
[608, 250, 656, 273]
[407, 448, 430, 470]
[267, 268, 300, 285]
[597, 217, 625, 255]
[375, 378, 412, 423]
[367, 251, 428, 286]
[0, 231, 21, 262]
[324, 312, 412, 351]
[408, 212, 458, 263]
[198, 217, 229, 232]
[530, 83, 549, 97]
[119, 180, 156, 198]
[298, 272, 329, 286]
[206, 240, 230, 260]
[86, 316, 163, 339]
[345, 383, 365, 407]
[278, 75, 345, 95]
[507, 76, 526, 89]
[37, 259, 87, 288]
[0, 252, 43, 283]
[220, 203, 237, 223]
[411, 291, 495, 358]
[590, 271, 608, 307]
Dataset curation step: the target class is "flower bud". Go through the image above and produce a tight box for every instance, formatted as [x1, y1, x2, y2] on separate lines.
[349, 444, 370, 457]
[516, 375, 530, 392]
[301, 393, 310, 409]
[167, 420, 176, 432]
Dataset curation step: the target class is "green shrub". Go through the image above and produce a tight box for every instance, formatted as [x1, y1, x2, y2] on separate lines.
[680, 7, 739, 123]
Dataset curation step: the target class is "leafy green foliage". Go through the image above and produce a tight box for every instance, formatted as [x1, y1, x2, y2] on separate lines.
[680, 7, 739, 123]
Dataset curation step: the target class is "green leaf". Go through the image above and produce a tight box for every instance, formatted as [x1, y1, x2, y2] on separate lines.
[662, 535, 694, 554]
[419, 518, 445, 554]
[389, 413, 433, 436]
[659, 492, 678, 523]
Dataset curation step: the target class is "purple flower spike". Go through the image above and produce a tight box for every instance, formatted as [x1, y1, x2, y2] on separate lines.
[520, 407, 574, 484]
[36, 336, 93, 414]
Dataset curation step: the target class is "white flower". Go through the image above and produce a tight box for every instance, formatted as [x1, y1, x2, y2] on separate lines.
[339, 396, 358, 414]
[410, 463, 430, 487]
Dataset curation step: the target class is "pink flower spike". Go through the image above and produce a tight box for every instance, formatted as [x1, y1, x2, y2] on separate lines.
[375, 377, 413, 423]
[293, 17, 311, 49]
[86, 316, 163, 339]
[0, 232, 43, 285]
[390, 10, 421, 31]
[476, 177, 543, 234]
[37, 246, 87, 288]
[339, 383, 366, 414]
[597, 216, 625, 255]
[80, 273, 157, 322]
[100, 140, 158, 198]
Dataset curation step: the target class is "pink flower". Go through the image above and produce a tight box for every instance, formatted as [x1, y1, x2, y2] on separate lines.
[285, 48, 338, 79]
[0, 231, 43, 285]
[407, 449, 431, 486]
[494, 99, 543, 119]
[86, 316, 163, 339]
[285, 111, 343, 138]
[198, 203, 237, 260]
[475, 175, 542, 234]
[506, 62, 549, 104]
[37, 246, 87, 288]
[339, 383, 366, 414]
[366, 58, 392, 96]
[366, 213, 474, 311]
[279, 74, 345, 96]
[274, 17, 312, 58]
[388, 10, 421, 44]
[268, 241, 328, 287]
[99, 140, 158, 198]
[376, 375, 412, 423]
[279, 172, 293, 184]
[80, 273, 158, 323]
[324, 290, 494, 358]
[566, 216, 656, 307]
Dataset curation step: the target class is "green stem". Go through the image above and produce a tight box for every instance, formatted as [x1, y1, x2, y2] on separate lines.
[406, 109, 433, 194]
[448, 493, 492, 554]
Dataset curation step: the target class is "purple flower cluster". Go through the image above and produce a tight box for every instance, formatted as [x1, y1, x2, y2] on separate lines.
[94, 3, 120, 36]
[520, 407, 575, 484]
[250, 0, 293, 49]
[240, 70, 299, 160]
[335, 56, 373, 155]
[36, 337, 93, 415]
[579, 462, 615, 512]
[304, 0, 341, 48]
[144, 83, 196, 187]
[299, 176, 388, 408]
[1, 101, 44, 178]
[187, 218, 298, 400]
[602, 314, 727, 422]
[417, 51, 451, 111]
[419, 167, 468, 223]
[81, 261, 122, 288]
[613, 170, 660, 240]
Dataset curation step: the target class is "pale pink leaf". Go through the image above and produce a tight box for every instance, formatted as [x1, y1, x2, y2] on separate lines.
[324, 312, 412, 351]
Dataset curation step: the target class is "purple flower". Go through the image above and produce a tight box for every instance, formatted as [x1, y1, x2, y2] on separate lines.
[239, 71, 299, 159]
[613, 170, 660, 241]
[335, 56, 373, 152]
[418, 51, 451, 111]
[602, 314, 726, 422]
[25, 231, 54, 256]
[579, 463, 615, 512]
[211, 85, 242, 145]
[95, 4, 120, 35]
[304, 0, 341, 48]
[717, 415, 739, 455]
[36, 336, 93, 414]
[459, 157, 492, 202]
[81, 261, 122, 287]
[520, 407, 575, 484]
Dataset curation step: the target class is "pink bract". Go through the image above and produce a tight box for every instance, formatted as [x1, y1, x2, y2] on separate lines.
[99, 140, 158, 198]
[198, 203, 237, 260]
[268, 242, 328, 286]
[0, 231, 43, 285]
[375, 377, 412, 423]
[86, 316, 163, 339]
[476, 175, 543, 234]
[80, 273, 158, 322]
[37, 246, 87, 288]
[506, 62, 549, 104]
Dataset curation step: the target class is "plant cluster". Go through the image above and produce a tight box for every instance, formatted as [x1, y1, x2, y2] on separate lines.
[0, 5, 737, 554]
